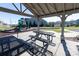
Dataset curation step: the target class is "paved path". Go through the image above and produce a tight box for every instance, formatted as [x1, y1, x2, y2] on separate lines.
[64, 29, 79, 37]
[12, 30, 79, 56]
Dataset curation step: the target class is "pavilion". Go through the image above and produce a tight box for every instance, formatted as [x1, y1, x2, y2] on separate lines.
[0, 3, 79, 56]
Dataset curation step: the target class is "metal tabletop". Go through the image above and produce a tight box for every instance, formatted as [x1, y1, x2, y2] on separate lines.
[33, 30, 55, 37]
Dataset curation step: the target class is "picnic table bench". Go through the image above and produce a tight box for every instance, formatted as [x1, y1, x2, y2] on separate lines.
[0, 31, 55, 56]
[0, 36, 27, 56]
[0, 35, 53, 56]
[27, 30, 56, 56]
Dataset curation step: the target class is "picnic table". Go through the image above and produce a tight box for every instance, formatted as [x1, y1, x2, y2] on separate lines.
[0, 34, 55, 56]
[28, 30, 56, 56]
[33, 30, 56, 45]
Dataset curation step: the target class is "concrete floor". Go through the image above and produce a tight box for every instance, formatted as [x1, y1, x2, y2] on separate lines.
[13, 31, 79, 56]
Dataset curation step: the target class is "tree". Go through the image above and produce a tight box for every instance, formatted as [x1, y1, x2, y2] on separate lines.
[76, 19, 79, 26]
[40, 21, 43, 27]
[33, 21, 37, 27]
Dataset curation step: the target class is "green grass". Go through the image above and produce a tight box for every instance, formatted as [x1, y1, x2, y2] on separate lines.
[41, 26, 79, 32]
[53, 28, 61, 32]
[41, 27, 68, 32]
[65, 26, 79, 30]
[0, 25, 14, 31]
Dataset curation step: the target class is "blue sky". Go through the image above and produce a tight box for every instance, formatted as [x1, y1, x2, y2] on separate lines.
[0, 3, 79, 24]
[43, 13, 79, 22]
[0, 3, 32, 24]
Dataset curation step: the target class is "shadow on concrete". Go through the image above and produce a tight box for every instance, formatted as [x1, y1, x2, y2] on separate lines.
[61, 40, 71, 56]
[0, 35, 27, 56]
[0, 35, 53, 56]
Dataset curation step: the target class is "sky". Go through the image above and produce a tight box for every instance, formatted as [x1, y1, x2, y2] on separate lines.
[0, 3, 33, 24]
[43, 13, 79, 22]
[0, 3, 79, 24]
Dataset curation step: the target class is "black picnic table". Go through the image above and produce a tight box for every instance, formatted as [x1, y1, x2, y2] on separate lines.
[27, 30, 56, 56]
[33, 30, 55, 45]
[0, 35, 42, 56]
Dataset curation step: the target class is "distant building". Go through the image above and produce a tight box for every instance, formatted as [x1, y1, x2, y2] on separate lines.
[65, 20, 77, 27]
[0, 21, 10, 27]
[0, 21, 6, 25]
[54, 21, 61, 27]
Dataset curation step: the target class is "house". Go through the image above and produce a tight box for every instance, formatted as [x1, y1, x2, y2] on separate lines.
[54, 21, 61, 27]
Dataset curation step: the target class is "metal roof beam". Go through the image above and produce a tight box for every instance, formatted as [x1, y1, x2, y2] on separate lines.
[12, 3, 20, 12]
[63, 3, 65, 13]
[51, 3, 57, 14]
[31, 3, 41, 15]
[37, 4, 46, 15]
[22, 8, 27, 13]
[20, 3, 22, 12]
[73, 3, 76, 12]
[45, 4, 51, 14]
[0, 7, 34, 17]
[39, 8, 79, 18]
[23, 3, 38, 17]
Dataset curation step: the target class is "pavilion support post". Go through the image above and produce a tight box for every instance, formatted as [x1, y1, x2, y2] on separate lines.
[60, 14, 71, 56]
[37, 17, 40, 31]
[60, 14, 66, 43]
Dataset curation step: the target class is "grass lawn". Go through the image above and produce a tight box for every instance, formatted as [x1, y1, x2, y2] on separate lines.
[52, 28, 61, 32]
[41, 27, 68, 32]
[0, 25, 14, 31]
[41, 26, 79, 32]
[65, 26, 79, 30]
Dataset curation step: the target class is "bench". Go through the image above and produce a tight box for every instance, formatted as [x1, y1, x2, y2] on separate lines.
[29, 35, 36, 38]
[29, 35, 56, 46]
[24, 41, 53, 56]
[0, 36, 27, 56]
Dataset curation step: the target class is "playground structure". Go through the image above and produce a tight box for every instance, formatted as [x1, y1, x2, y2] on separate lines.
[0, 18, 31, 33]
[17, 18, 31, 32]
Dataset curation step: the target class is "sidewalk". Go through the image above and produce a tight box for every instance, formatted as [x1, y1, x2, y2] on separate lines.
[13, 31, 79, 56]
